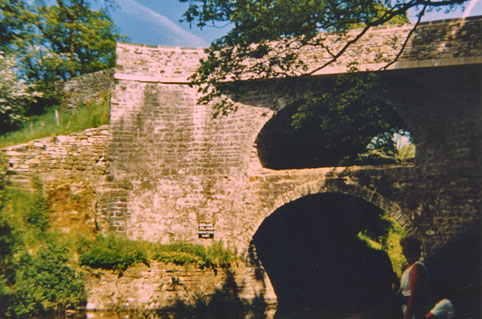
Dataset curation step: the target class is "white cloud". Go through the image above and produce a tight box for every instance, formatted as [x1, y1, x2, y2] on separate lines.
[116, 0, 208, 47]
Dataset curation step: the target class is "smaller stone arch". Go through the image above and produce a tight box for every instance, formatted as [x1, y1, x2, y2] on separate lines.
[254, 88, 417, 170]
[246, 179, 414, 254]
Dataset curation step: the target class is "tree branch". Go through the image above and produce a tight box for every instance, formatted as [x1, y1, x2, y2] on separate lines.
[380, 4, 428, 71]
[306, 25, 372, 75]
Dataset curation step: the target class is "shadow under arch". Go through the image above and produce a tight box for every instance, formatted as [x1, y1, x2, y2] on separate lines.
[251, 192, 403, 319]
[255, 89, 415, 170]
[248, 173, 415, 244]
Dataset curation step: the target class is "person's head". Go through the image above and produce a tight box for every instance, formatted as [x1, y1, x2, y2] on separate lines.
[400, 234, 422, 263]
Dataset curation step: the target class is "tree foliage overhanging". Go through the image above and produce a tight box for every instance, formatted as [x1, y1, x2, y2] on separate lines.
[0, 0, 123, 134]
[181, 0, 465, 99]
[180, 0, 465, 165]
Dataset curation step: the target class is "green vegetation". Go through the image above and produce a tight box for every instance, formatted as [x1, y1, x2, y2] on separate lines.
[5, 238, 86, 318]
[359, 131, 415, 165]
[0, 92, 110, 149]
[78, 235, 239, 271]
[0, 0, 123, 135]
[279, 72, 413, 166]
[77, 234, 151, 271]
[0, 53, 41, 133]
[0, 0, 119, 146]
[152, 241, 238, 269]
[358, 214, 406, 277]
[1, 182, 49, 245]
[0, 181, 85, 318]
[183, 0, 463, 105]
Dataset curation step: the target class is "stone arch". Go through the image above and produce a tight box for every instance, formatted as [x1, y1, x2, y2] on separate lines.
[255, 93, 416, 169]
[248, 187, 409, 317]
[246, 180, 414, 251]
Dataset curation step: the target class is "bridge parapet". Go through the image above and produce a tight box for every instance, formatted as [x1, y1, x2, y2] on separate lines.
[115, 16, 482, 83]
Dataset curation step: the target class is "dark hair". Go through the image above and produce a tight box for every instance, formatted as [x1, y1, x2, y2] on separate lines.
[400, 234, 422, 256]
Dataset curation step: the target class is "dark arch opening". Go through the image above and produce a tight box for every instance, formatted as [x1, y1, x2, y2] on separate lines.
[252, 193, 401, 319]
[255, 98, 414, 169]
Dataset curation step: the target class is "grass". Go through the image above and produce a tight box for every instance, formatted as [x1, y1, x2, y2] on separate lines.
[152, 240, 239, 268]
[0, 92, 110, 149]
[77, 234, 239, 271]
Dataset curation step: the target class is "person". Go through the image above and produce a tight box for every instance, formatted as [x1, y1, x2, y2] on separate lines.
[425, 298, 455, 319]
[399, 235, 431, 319]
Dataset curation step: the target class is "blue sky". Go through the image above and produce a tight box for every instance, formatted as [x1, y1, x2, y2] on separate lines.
[109, 0, 482, 47]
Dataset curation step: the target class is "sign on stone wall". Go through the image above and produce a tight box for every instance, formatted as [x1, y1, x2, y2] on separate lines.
[198, 222, 214, 239]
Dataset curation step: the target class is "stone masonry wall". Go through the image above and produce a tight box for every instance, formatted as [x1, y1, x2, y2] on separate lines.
[83, 261, 276, 315]
[1, 126, 110, 234]
[106, 72, 424, 255]
[104, 81, 271, 244]
[63, 69, 114, 112]
[0, 124, 278, 315]
[301, 15, 482, 74]
[382, 65, 482, 249]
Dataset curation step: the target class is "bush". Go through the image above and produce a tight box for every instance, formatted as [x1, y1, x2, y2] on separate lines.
[0, 274, 13, 317]
[1, 185, 49, 247]
[23, 188, 49, 233]
[152, 241, 238, 269]
[0, 182, 86, 319]
[205, 241, 238, 268]
[8, 239, 85, 318]
[0, 217, 15, 260]
[154, 251, 202, 266]
[78, 236, 239, 271]
[0, 53, 41, 135]
[79, 234, 150, 271]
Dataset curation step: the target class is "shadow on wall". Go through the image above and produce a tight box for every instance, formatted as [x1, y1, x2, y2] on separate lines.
[425, 220, 481, 319]
[142, 268, 269, 319]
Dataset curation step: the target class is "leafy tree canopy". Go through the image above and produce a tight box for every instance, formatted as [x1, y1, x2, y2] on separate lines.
[0, 53, 41, 133]
[181, 0, 465, 165]
[182, 0, 464, 92]
[0, 0, 123, 125]
[0, 0, 32, 54]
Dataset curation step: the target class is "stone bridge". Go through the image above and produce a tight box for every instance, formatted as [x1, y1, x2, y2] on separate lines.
[102, 16, 481, 256]
[2, 16, 480, 314]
